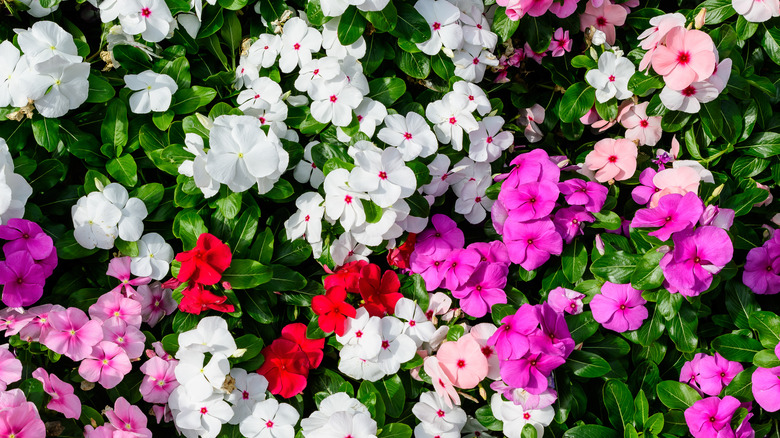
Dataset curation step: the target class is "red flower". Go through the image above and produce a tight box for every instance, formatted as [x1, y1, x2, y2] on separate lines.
[324, 260, 367, 294]
[280, 323, 325, 369]
[179, 284, 235, 315]
[175, 233, 232, 286]
[312, 287, 356, 336]
[257, 338, 310, 398]
[358, 264, 403, 317]
[387, 233, 417, 269]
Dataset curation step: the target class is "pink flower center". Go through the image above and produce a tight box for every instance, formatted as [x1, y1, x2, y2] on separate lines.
[486, 136, 493, 143]
[381, 340, 390, 349]
[243, 391, 249, 399]
[481, 346, 493, 357]
[677, 51, 690, 65]
[477, 24, 482, 29]
[200, 407, 208, 414]
[681, 86, 697, 97]
[527, 239, 534, 245]
[449, 117, 457, 125]
[608, 75, 615, 82]
[640, 120, 649, 127]
[259, 117, 266, 124]
[523, 413, 531, 420]
[344, 195, 352, 204]
[468, 95, 475, 101]
[694, 256, 701, 263]
[457, 359, 466, 368]
[266, 421, 274, 428]
[596, 16, 606, 26]
[313, 69, 320, 75]
[437, 410, 446, 417]
[294, 43, 301, 50]
[432, 22, 441, 30]
[403, 132, 413, 140]
[409, 320, 416, 327]
[378, 171, 387, 180]
[608, 155, 618, 163]
[475, 196, 482, 202]
[620, 304, 626, 310]
[264, 46, 269, 50]
[330, 95, 338, 102]
[355, 330, 363, 338]
[472, 57, 479, 65]
[305, 215, 310, 222]
[254, 94, 260, 99]
[141, 7, 151, 17]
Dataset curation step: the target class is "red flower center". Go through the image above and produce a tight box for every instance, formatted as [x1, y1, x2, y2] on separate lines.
[475, 196, 482, 202]
[457, 359, 466, 368]
[523, 413, 531, 420]
[355, 330, 363, 338]
[486, 136, 493, 143]
[378, 171, 388, 180]
[681, 86, 697, 96]
[304, 215, 310, 222]
[640, 120, 649, 127]
[449, 117, 457, 125]
[330, 95, 338, 102]
[432, 22, 441, 30]
[403, 132, 413, 140]
[596, 16, 606, 26]
[437, 410, 446, 417]
[243, 391, 249, 399]
[476, 24, 482, 29]
[608, 155, 618, 163]
[294, 43, 301, 50]
[200, 407, 208, 414]
[608, 75, 615, 82]
[381, 340, 390, 349]
[481, 346, 493, 357]
[357, 115, 363, 122]
[472, 57, 479, 65]
[409, 320, 416, 327]
[620, 304, 626, 310]
[313, 69, 320, 75]
[141, 7, 151, 17]
[266, 421, 274, 428]
[677, 51, 690, 65]
[344, 195, 352, 204]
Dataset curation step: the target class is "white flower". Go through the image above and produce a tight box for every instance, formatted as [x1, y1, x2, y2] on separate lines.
[394, 298, 436, 347]
[490, 394, 554, 438]
[585, 51, 635, 103]
[179, 133, 220, 198]
[591, 29, 607, 46]
[450, 157, 491, 197]
[302, 394, 370, 437]
[338, 98, 388, 141]
[170, 388, 233, 438]
[460, 6, 497, 50]
[227, 368, 269, 425]
[285, 192, 325, 244]
[317, 411, 378, 438]
[247, 34, 283, 69]
[468, 116, 513, 162]
[659, 81, 719, 113]
[426, 93, 479, 151]
[237, 77, 283, 111]
[340, 56, 370, 94]
[119, 0, 175, 43]
[734, 0, 780, 22]
[517, 104, 545, 144]
[452, 81, 491, 116]
[177, 316, 238, 357]
[239, 399, 299, 438]
[0, 139, 32, 225]
[279, 18, 323, 73]
[330, 232, 371, 266]
[414, 0, 464, 55]
[453, 44, 499, 83]
[18, 0, 60, 17]
[125, 71, 178, 114]
[0, 42, 23, 108]
[204, 115, 289, 194]
[294, 57, 342, 93]
[707, 58, 732, 93]
[244, 100, 290, 140]
[310, 76, 364, 127]
[28, 56, 90, 119]
[322, 17, 367, 60]
[15, 21, 81, 64]
[378, 112, 438, 161]
[235, 59, 261, 90]
[454, 176, 493, 223]
[100, 0, 136, 22]
[376, 316, 416, 375]
[293, 142, 325, 188]
[321, 0, 365, 17]
[422, 154, 453, 197]
[101, 183, 148, 242]
[337, 308, 383, 356]
[358, 0, 390, 12]
[72, 192, 122, 250]
[173, 351, 230, 401]
[349, 146, 417, 208]
[130, 233, 174, 280]
[324, 168, 369, 232]
[413, 392, 467, 434]
[351, 209, 400, 247]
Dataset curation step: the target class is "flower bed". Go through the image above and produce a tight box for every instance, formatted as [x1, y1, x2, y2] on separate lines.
[0, 0, 778, 437]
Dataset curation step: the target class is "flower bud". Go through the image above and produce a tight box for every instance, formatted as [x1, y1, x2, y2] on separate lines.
[694, 8, 706, 29]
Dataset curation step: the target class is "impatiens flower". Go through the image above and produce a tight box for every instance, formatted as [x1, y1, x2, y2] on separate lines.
[631, 192, 704, 241]
[503, 218, 563, 271]
[620, 102, 663, 146]
[42, 307, 103, 362]
[176, 233, 232, 286]
[733, 0, 780, 22]
[139, 356, 179, 404]
[752, 366, 780, 412]
[452, 262, 508, 318]
[659, 81, 719, 113]
[125, 71, 178, 114]
[118, 0, 175, 43]
[89, 291, 143, 327]
[547, 287, 585, 314]
[414, 0, 463, 55]
[437, 334, 489, 388]
[590, 282, 648, 332]
[743, 246, 780, 295]
[549, 28, 573, 57]
[584, 138, 638, 182]
[349, 146, 417, 208]
[697, 353, 743, 396]
[105, 397, 153, 438]
[79, 341, 133, 389]
[0, 218, 54, 260]
[0, 348, 21, 390]
[660, 226, 733, 297]
[684, 395, 741, 437]
[131, 232, 174, 280]
[279, 18, 323, 73]
[579, 0, 628, 45]
[651, 27, 716, 90]
[0, 251, 45, 308]
[32, 368, 81, 419]
[378, 112, 438, 161]
[313, 286, 357, 336]
[239, 399, 300, 438]
[558, 178, 608, 213]
[586, 51, 635, 103]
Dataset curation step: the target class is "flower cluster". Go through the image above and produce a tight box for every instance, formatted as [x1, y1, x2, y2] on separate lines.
[681, 353, 744, 397]
[743, 228, 780, 295]
[85, 397, 154, 437]
[174, 233, 234, 314]
[72, 183, 149, 249]
[301, 393, 376, 438]
[258, 323, 325, 398]
[0, 219, 57, 308]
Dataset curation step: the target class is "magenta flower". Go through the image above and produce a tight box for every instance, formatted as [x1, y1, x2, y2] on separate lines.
[414, 214, 465, 258]
[452, 262, 508, 318]
[534, 303, 575, 357]
[684, 396, 741, 438]
[467, 241, 510, 264]
[743, 246, 780, 295]
[107, 256, 151, 297]
[699, 205, 735, 230]
[0, 348, 21, 390]
[0, 251, 46, 308]
[548, 28, 572, 57]
[42, 308, 103, 361]
[632, 168, 659, 205]
[697, 353, 743, 396]
[579, 0, 627, 45]
[139, 356, 179, 404]
[32, 368, 81, 419]
[0, 219, 54, 260]
[752, 366, 780, 412]
[18, 304, 65, 343]
[88, 291, 143, 327]
[547, 287, 585, 314]
[105, 397, 153, 438]
[504, 217, 563, 271]
[498, 181, 559, 222]
[410, 251, 448, 291]
[680, 352, 708, 395]
[101, 318, 146, 359]
[0, 399, 46, 438]
[135, 282, 177, 327]
[553, 206, 595, 244]
[631, 192, 704, 241]
[500, 351, 565, 394]
[651, 27, 716, 91]
[590, 282, 648, 332]
[442, 248, 481, 291]
[79, 341, 132, 389]
[660, 226, 733, 297]
[558, 179, 607, 213]
[488, 304, 540, 360]
[499, 149, 561, 189]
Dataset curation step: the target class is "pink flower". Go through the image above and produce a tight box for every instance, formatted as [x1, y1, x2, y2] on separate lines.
[414, 214, 465, 258]
[660, 81, 719, 113]
[660, 226, 733, 297]
[517, 104, 545, 143]
[547, 287, 585, 314]
[697, 353, 743, 396]
[105, 397, 153, 438]
[499, 181, 559, 222]
[637, 13, 686, 70]
[423, 356, 460, 407]
[680, 352, 708, 395]
[752, 366, 780, 412]
[743, 246, 780, 295]
[88, 291, 143, 327]
[590, 282, 648, 332]
[487, 304, 539, 360]
[139, 356, 179, 404]
[0, 348, 21, 390]
[469, 323, 500, 380]
[548, 0, 577, 17]
[558, 179, 608, 213]
[0, 219, 54, 260]
[17, 304, 65, 343]
[135, 282, 177, 327]
[84, 425, 116, 437]
[0, 398, 45, 438]
[42, 307, 103, 361]
[79, 341, 132, 389]
[437, 334, 489, 389]
[579, 0, 627, 45]
[733, 0, 780, 23]
[503, 218, 563, 271]
[101, 318, 146, 359]
[585, 138, 638, 182]
[107, 256, 151, 297]
[650, 166, 701, 207]
[549, 28, 573, 57]
[500, 350, 565, 394]
[452, 262, 508, 318]
[553, 206, 595, 244]
[524, 42, 546, 64]
[630, 192, 704, 241]
[442, 248, 481, 291]
[684, 395, 741, 437]
[620, 102, 663, 146]
[651, 27, 716, 91]
[497, 0, 553, 20]
[32, 368, 81, 419]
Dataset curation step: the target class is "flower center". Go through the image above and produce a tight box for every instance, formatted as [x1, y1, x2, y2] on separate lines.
[381, 340, 390, 349]
[266, 421, 274, 428]
[640, 120, 649, 127]
[201, 407, 208, 414]
[449, 117, 457, 125]
[694, 256, 701, 263]
[596, 16, 606, 26]
[141, 7, 151, 17]
[344, 195, 352, 204]
[293, 43, 301, 50]
[486, 136, 493, 143]
[330, 95, 338, 102]
[355, 330, 363, 338]
[523, 413, 531, 420]
[304, 215, 310, 222]
[527, 239, 534, 245]
[378, 171, 388, 180]
[472, 57, 479, 65]
[409, 320, 416, 326]
[481, 346, 493, 357]
[608, 75, 615, 82]
[432, 22, 441, 30]
[313, 68, 320, 75]
[457, 359, 466, 368]
[437, 410, 445, 417]
[243, 391, 250, 399]
[677, 52, 690, 65]
[681, 86, 697, 97]
[475, 196, 482, 202]
[619, 304, 626, 310]
[403, 132, 413, 140]
[608, 155, 618, 163]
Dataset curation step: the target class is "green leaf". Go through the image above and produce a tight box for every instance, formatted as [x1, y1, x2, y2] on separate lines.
[378, 375, 406, 418]
[368, 77, 406, 106]
[86, 74, 116, 103]
[656, 292, 683, 321]
[107, 154, 138, 187]
[668, 301, 698, 353]
[197, 6, 224, 38]
[712, 333, 763, 362]
[55, 231, 99, 259]
[692, 0, 736, 24]
[590, 251, 639, 283]
[390, 3, 431, 43]
[32, 117, 60, 152]
[339, 6, 367, 46]
[566, 311, 600, 344]
[565, 350, 611, 378]
[258, 265, 307, 291]
[732, 156, 769, 179]
[222, 260, 272, 289]
[228, 207, 260, 257]
[724, 367, 755, 401]
[603, 380, 634, 432]
[101, 100, 129, 149]
[174, 209, 207, 250]
[623, 305, 665, 346]
[561, 239, 587, 283]
[736, 15, 758, 40]
[220, 11, 243, 51]
[152, 110, 175, 131]
[492, 7, 519, 42]
[628, 71, 664, 96]
[378, 423, 412, 438]
[634, 390, 649, 429]
[558, 82, 596, 123]
[749, 311, 780, 349]
[631, 250, 664, 290]
[753, 349, 780, 368]
[522, 16, 552, 53]
[170, 86, 217, 115]
[362, 2, 397, 32]
[218, 0, 250, 10]
[115, 238, 139, 257]
[740, 132, 780, 158]
[244, 290, 275, 323]
[762, 25, 780, 66]
[656, 381, 701, 410]
[131, 183, 165, 213]
[257, 0, 286, 23]
[398, 50, 430, 79]
[562, 425, 619, 438]
[726, 281, 760, 330]
[273, 238, 313, 266]
[113, 45, 152, 71]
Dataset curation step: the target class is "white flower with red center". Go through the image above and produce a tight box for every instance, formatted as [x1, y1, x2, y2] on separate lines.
[426, 93, 479, 151]
[337, 97, 388, 141]
[278, 18, 323, 73]
[414, 0, 464, 55]
[518, 104, 546, 143]
[237, 77, 283, 111]
[243, 100, 290, 140]
[293, 142, 325, 188]
[285, 192, 325, 245]
[323, 168, 369, 232]
[309, 75, 364, 127]
[331, 232, 371, 265]
[235, 59, 260, 90]
[315, 411, 378, 438]
[340, 56, 370, 94]
[460, 6, 497, 50]
[351, 208, 401, 247]
[322, 17, 368, 60]
[118, 0, 174, 43]
[659, 81, 719, 113]
[294, 56, 341, 93]
[413, 391, 468, 435]
[377, 112, 438, 161]
[169, 388, 233, 438]
[336, 308, 383, 358]
[247, 34, 282, 69]
[454, 177, 493, 224]
[301, 393, 371, 437]
[348, 145, 417, 208]
[177, 316, 237, 357]
[394, 298, 436, 347]
[452, 81, 491, 116]
[375, 316, 417, 375]
[239, 398, 299, 438]
[490, 393, 554, 438]
[468, 116, 513, 162]
[453, 44, 499, 83]
[585, 51, 635, 103]
[320, 0, 366, 17]
[733, 0, 780, 23]
[450, 157, 491, 198]
[226, 368, 269, 425]
[422, 155, 454, 197]
[173, 351, 230, 402]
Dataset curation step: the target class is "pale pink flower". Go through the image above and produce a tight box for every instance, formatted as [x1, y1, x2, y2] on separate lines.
[467, 323, 500, 380]
[0, 397, 45, 438]
[84, 425, 116, 437]
[88, 291, 143, 328]
[437, 334, 489, 389]
[107, 256, 151, 297]
[518, 104, 545, 143]
[105, 397, 153, 438]
[651, 27, 716, 91]
[579, 0, 627, 45]
[17, 304, 65, 343]
[650, 166, 700, 207]
[584, 138, 638, 182]
[43, 308, 103, 361]
[620, 102, 663, 146]
[79, 341, 132, 389]
[32, 368, 81, 419]
[101, 318, 146, 359]
[0, 348, 21, 390]
[707, 58, 732, 93]
[659, 81, 719, 113]
[637, 13, 686, 71]
[135, 282, 177, 328]
[423, 356, 460, 407]
[139, 356, 179, 404]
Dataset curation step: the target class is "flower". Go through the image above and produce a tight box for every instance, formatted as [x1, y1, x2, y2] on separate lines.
[169, 390, 234, 438]
[139, 356, 179, 404]
[491, 393, 554, 438]
[88, 291, 143, 327]
[179, 133, 220, 198]
[631, 192, 704, 241]
[452, 262, 508, 318]
[499, 181, 560, 222]
[177, 316, 237, 357]
[227, 368, 269, 424]
[684, 396, 741, 437]
[500, 350, 565, 394]
[651, 27, 716, 90]
[579, 0, 628, 45]
[130, 233, 174, 280]
[357, 264, 403, 317]
[239, 399, 300, 438]
[32, 368, 81, 419]
[697, 353, 743, 396]
[285, 192, 325, 245]
[743, 246, 780, 295]
[349, 146, 417, 208]
[107, 256, 151, 296]
[313, 286, 356, 336]
[414, 214, 465, 258]
[584, 138, 638, 182]
[549, 28, 573, 57]
[310, 76, 364, 127]
[413, 391, 467, 434]
[0, 251, 46, 308]
[733, 0, 780, 22]
[176, 233, 232, 286]
[503, 218, 563, 271]
[0, 397, 45, 438]
[0, 219, 54, 260]
[0, 348, 21, 391]
[105, 397, 153, 438]
[547, 287, 585, 314]
[79, 341, 133, 389]
[414, 0, 463, 55]
[15, 20, 80, 64]
[101, 318, 145, 359]
[558, 179, 608, 213]
[517, 104, 545, 143]
[179, 284, 235, 315]
[437, 335, 489, 388]
[660, 226, 733, 297]
[468, 116, 513, 162]
[42, 307, 103, 361]
[378, 112, 438, 161]
[591, 282, 648, 332]
[293, 142, 325, 188]
[125, 71, 178, 114]
[752, 366, 780, 412]
[257, 339, 311, 398]
[323, 169, 369, 232]
[620, 102, 663, 146]
[394, 298, 435, 346]
[118, 0, 175, 43]
[247, 34, 282, 68]
[279, 18, 323, 73]
[659, 81, 719, 113]
[586, 51, 635, 103]
[426, 93, 479, 151]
